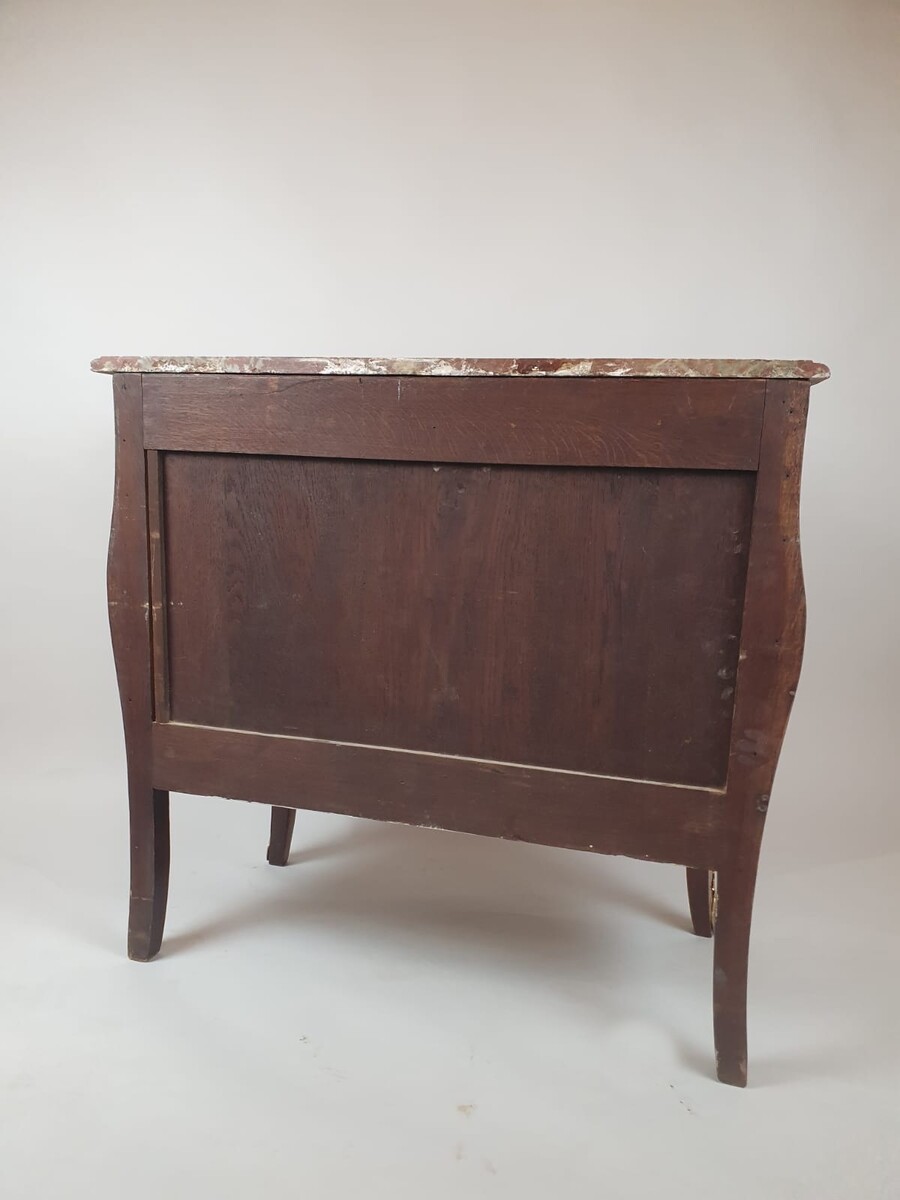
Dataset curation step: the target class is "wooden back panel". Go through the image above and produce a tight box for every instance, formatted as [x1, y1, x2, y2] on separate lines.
[141, 374, 770, 798]
[104, 369, 813, 869]
[161, 454, 754, 789]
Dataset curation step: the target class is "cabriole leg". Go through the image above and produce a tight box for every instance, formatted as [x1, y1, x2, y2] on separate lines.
[686, 867, 716, 937]
[712, 862, 758, 1087]
[267, 807, 296, 866]
[128, 787, 170, 961]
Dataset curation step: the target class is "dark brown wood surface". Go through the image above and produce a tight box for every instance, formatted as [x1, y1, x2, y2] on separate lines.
[711, 379, 810, 1085]
[687, 867, 715, 937]
[146, 450, 169, 723]
[107, 376, 169, 961]
[142, 375, 766, 470]
[267, 807, 296, 866]
[161, 454, 754, 789]
[152, 723, 729, 869]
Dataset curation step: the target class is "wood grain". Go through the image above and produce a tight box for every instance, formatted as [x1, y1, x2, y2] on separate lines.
[142, 375, 766, 470]
[713, 379, 810, 1085]
[107, 376, 170, 961]
[162, 455, 755, 789]
[152, 723, 730, 869]
[146, 450, 170, 723]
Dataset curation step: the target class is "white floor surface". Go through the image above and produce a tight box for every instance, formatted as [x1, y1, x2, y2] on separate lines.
[2, 766, 897, 1199]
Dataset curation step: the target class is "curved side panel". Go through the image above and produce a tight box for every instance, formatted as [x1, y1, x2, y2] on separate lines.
[713, 379, 811, 1085]
[107, 374, 169, 960]
[728, 380, 809, 812]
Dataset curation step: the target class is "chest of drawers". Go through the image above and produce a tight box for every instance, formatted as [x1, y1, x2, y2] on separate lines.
[93, 355, 828, 1085]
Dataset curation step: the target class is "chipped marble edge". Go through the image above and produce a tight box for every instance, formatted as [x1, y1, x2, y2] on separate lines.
[90, 356, 831, 383]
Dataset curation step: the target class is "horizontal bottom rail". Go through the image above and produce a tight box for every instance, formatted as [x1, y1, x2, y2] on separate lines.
[152, 722, 733, 869]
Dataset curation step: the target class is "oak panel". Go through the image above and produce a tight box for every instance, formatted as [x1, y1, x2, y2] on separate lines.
[162, 454, 755, 788]
[142, 375, 766, 469]
[151, 723, 730, 870]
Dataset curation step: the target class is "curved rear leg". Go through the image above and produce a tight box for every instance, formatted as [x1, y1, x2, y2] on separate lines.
[712, 862, 758, 1087]
[686, 868, 716, 937]
[109, 377, 171, 962]
[128, 787, 170, 961]
[267, 807, 297, 866]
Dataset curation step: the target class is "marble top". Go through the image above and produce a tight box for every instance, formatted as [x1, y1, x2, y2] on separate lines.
[91, 356, 830, 382]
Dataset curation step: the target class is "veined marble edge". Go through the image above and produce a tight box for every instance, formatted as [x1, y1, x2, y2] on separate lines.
[90, 356, 831, 383]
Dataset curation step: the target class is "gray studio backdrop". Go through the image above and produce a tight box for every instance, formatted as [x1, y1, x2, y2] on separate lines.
[1, 0, 898, 873]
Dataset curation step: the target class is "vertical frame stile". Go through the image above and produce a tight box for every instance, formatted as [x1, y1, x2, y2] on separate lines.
[146, 449, 170, 722]
[712, 377, 810, 1084]
[108, 373, 153, 746]
[107, 373, 170, 960]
